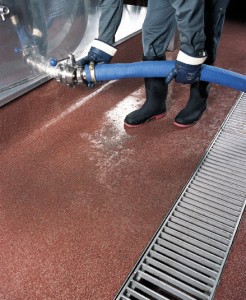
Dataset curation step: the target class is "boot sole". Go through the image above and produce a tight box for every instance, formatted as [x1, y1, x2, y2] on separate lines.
[124, 113, 166, 128]
[173, 110, 206, 128]
[173, 121, 197, 128]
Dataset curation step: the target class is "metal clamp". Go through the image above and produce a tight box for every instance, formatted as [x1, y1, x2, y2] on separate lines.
[0, 3, 9, 21]
[89, 62, 97, 84]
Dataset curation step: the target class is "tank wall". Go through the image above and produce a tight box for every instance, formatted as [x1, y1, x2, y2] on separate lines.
[0, 0, 89, 106]
[0, 1, 146, 107]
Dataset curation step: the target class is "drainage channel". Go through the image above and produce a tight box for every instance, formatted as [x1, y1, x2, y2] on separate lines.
[115, 92, 246, 300]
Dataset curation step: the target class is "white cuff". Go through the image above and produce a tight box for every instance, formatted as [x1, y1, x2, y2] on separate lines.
[92, 39, 117, 56]
[177, 50, 207, 65]
[10, 15, 18, 25]
[32, 28, 43, 37]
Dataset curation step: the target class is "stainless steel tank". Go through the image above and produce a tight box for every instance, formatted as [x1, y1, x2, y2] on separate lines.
[0, 0, 89, 106]
[0, 1, 147, 106]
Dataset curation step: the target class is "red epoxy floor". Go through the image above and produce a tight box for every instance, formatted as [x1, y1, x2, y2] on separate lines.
[0, 20, 245, 300]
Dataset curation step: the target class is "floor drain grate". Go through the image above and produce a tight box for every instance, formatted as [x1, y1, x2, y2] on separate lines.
[115, 93, 246, 300]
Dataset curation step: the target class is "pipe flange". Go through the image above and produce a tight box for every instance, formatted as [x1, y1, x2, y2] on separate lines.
[76, 67, 84, 84]
[89, 62, 97, 84]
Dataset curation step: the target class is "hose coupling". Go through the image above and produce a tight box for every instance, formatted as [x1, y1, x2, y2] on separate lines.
[88, 62, 97, 84]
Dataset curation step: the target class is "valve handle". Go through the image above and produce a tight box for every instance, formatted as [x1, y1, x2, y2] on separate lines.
[14, 47, 21, 54]
[50, 58, 58, 66]
[49, 56, 75, 67]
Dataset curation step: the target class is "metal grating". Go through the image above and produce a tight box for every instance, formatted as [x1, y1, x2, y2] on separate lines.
[115, 93, 246, 300]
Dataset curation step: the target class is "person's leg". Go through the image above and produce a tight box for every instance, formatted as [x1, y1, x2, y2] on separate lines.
[98, 0, 124, 45]
[9, 1, 32, 49]
[142, 0, 177, 57]
[174, 0, 230, 127]
[30, 0, 47, 56]
[124, 54, 167, 127]
[124, 0, 177, 127]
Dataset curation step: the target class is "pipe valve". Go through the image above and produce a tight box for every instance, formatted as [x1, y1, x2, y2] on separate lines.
[0, 3, 9, 21]
[48, 54, 85, 87]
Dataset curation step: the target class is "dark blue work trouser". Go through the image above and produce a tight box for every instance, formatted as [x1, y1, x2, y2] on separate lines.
[142, 0, 230, 64]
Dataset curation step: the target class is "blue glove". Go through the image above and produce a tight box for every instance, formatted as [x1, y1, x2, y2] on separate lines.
[77, 39, 117, 66]
[77, 39, 117, 87]
[166, 50, 207, 84]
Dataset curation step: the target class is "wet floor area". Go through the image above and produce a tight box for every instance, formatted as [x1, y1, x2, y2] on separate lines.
[0, 20, 245, 300]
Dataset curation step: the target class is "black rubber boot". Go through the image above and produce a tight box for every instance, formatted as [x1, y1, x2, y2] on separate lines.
[124, 55, 168, 128]
[174, 81, 211, 128]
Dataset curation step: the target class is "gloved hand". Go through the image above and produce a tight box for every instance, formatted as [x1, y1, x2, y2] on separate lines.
[78, 39, 117, 66]
[166, 50, 207, 85]
[77, 39, 117, 87]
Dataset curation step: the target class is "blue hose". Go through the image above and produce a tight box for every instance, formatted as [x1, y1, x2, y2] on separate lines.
[84, 61, 246, 92]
